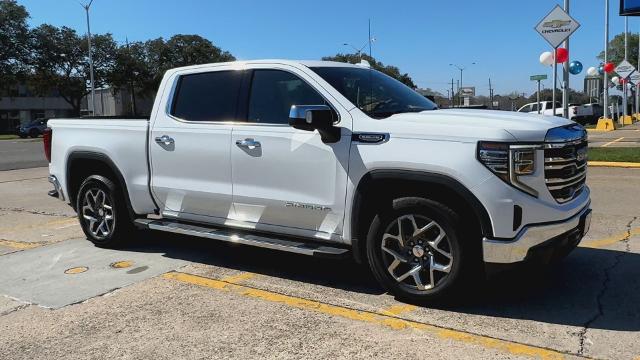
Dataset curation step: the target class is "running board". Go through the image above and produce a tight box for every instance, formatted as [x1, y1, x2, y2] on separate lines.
[134, 219, 350, 259]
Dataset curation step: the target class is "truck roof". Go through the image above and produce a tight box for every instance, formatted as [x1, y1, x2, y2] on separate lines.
[167, 59, 366, 73]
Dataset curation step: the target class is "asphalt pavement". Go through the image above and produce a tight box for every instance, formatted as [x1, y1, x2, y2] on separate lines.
[0, 166, 638, 359]
[0, 138, 48, 171]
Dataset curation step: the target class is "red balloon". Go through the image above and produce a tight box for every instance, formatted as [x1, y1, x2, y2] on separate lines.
[555, 48, 569, 63]
[604, 62, 615, 73]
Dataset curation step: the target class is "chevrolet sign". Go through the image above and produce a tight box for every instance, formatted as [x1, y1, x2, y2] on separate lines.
[535, 5, 580, 48]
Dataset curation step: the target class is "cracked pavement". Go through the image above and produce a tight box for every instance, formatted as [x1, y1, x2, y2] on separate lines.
[0, 166, 638, 359]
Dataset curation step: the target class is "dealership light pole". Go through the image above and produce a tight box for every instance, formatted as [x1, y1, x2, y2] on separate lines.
[604, 0, 610, 121]
[450, 63, 476, 106]
[80, 0, 96, 116]
[562, 0, 570, 118]
[623, 16, 629, 124]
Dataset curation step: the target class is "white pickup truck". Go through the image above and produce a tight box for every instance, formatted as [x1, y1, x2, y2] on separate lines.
[518, 101, 603, 124]
[45, 60, 591, 301]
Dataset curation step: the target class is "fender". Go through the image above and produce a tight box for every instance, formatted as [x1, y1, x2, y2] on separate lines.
[66, 151, 138, 221]
[350, 169, 494, 263]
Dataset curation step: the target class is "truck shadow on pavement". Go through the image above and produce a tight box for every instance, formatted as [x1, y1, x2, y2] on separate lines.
[122, 231, 639, 332]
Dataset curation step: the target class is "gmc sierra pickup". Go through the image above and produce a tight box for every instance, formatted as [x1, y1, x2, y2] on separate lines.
[45, 60, 591, 301]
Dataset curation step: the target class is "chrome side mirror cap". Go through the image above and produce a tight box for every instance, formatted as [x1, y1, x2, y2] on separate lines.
[288, 104, 340, 143]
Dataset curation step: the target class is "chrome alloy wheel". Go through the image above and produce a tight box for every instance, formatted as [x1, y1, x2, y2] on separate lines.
[81, 188, 114, 239]
[381, 214, 453, 291]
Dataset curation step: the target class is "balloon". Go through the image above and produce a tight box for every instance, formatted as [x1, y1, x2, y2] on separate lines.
[540, 51, 554, 66]
[611, 76, 620, 85]
[555, 48, 569, 63]
[569, 61, 583, 75]
[604, 62, 615, 73]
[598, 64, 605, 74]
[587, 67, 598, 76]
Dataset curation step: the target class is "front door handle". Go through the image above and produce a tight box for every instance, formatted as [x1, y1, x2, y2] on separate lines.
[236, 138, 261, 149]
[155, 135, 174, 145]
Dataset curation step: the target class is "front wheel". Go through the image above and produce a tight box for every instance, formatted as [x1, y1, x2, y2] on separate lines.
[76, 175, 133, 248]
[366, 197, 467, 303]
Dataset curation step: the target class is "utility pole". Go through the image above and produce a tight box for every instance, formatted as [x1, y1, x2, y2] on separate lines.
[604, 0, 610, 121]
[81, 0, 96, 116]
[125, 37, 137, 116]
[451, 79, 455, 108]
[488, 78, 494, 109]
[368, 19, 372, 59]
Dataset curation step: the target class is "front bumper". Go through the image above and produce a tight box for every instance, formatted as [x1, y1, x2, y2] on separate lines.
[482, 204, 591, 264]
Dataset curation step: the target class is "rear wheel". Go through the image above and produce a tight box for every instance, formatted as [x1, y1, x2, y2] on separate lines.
[76, 175, 133, 248]
[366, 197, 468, 302]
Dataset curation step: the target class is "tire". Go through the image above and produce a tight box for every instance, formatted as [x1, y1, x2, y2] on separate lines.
[366, 197, 469, 303]
[76, 175, 134, 248]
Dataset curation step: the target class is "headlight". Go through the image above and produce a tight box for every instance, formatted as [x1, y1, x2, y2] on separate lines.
[478, 142, 540, 197]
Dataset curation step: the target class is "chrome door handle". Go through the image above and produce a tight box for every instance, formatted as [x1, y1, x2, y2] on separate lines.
[236, 138, 261, 149]
[155, 135, 174, 145]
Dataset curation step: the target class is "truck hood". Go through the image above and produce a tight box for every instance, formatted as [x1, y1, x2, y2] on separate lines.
[362, 109, 575, 143]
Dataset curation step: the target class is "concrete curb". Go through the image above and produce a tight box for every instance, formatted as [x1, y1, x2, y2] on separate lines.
[588, 161, 640, 168]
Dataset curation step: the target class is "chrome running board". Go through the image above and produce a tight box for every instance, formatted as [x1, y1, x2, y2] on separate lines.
[134, 219, 350, 259]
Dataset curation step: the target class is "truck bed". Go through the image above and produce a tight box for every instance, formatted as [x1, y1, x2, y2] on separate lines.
[47, 118, 157, 215]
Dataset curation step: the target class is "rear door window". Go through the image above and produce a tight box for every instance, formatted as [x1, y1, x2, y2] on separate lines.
[171, 70, 243, 122]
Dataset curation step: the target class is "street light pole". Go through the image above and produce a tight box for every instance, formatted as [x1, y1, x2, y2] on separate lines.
[81, 0, 96, 116]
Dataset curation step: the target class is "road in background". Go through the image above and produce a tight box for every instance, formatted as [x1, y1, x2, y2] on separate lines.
[0, 167, 638, 359]
[0, 139, 47, 171]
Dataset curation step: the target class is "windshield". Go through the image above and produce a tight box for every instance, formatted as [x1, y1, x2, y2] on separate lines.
[311, 66, 437, 119]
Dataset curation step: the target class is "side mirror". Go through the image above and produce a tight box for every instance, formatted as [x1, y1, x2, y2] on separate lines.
[289, 105, 340, 143]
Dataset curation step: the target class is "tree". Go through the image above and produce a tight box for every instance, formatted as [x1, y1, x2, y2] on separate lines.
[108, 41, 156, 115]
[322, 53, 417, 88]
[598, 32, 639, 68]
[163, 35, 235, 68]
[29, 24, 117, 114]
[0, 0, 30, 90]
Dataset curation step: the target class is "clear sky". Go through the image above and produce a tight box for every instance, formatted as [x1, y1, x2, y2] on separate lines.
[17, 0, 633, 96]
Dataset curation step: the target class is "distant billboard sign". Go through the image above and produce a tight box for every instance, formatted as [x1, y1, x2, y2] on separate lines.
[621, 0, 640, 16]
[459, 87, 475, 97]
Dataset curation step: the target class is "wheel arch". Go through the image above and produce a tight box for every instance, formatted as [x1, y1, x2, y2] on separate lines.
[350, 169, 493, 264]
[66, 151, 137, 220]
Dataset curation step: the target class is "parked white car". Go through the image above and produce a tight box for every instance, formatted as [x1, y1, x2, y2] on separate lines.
[518, 101, 563, 117]
[45, 60, 591, 301]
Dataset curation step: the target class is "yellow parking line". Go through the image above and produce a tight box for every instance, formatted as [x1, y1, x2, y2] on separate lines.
[601, 137, 624, 147]
[219, 272, 256, 284]
[379, 304, 417, 317]
[588, 161, 640, 168]
[581, 227, 640, 249]
[162, 271, 570, 360]
[0, 218, 77, 234]
[0, 239, 43, 249]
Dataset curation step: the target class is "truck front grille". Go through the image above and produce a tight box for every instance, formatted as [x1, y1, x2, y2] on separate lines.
[544, 139, 588, 203]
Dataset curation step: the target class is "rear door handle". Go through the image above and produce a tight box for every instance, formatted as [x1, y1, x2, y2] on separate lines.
[236, 138, 261, 149]
[155, 135, 174, 145]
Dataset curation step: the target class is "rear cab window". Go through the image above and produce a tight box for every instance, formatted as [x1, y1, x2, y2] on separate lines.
[170, 70, 243, 122]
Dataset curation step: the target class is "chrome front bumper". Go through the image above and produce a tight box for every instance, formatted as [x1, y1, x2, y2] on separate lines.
[482, 204, 591, 264]
[48, 175, 65, 201]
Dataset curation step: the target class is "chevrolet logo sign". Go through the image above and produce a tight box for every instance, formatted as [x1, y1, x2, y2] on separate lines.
[543, 20, 571, 28]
